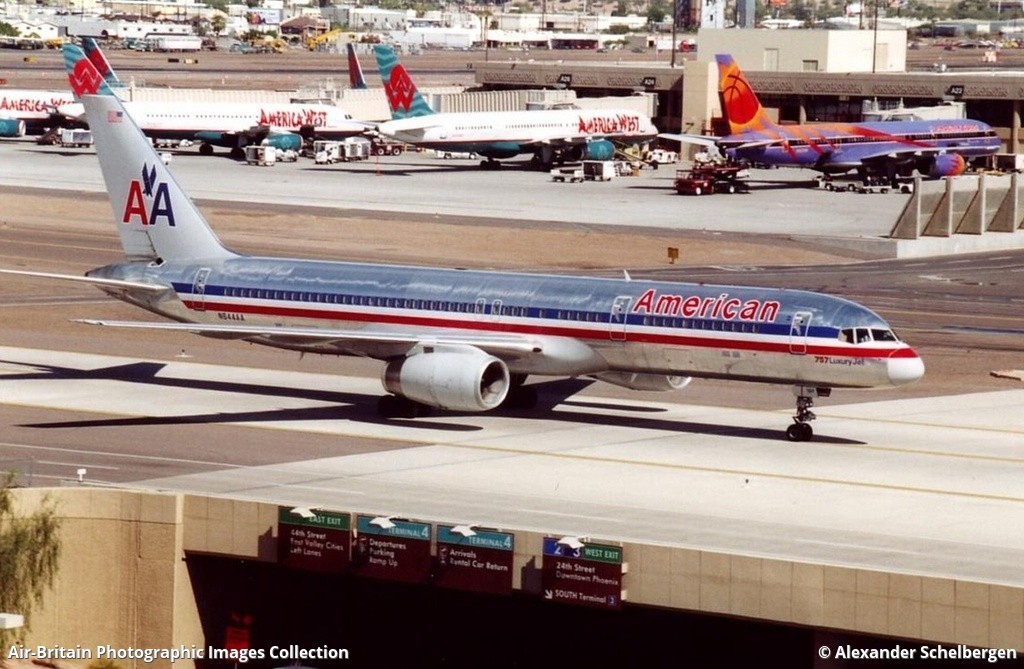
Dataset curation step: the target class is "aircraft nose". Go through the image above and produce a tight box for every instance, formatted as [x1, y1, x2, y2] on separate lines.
[888, 348, 925, 386]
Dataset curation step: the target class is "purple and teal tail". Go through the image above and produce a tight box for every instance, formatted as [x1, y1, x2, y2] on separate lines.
[372, 44, 435, 120]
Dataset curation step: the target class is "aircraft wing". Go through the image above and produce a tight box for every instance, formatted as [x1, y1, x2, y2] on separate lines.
[658, 132, 779, 151]
[73, 319, 544, 358]
[856, 146, 950, 163]
[657, 132, 719, 149]
[731, 138, 784, 150]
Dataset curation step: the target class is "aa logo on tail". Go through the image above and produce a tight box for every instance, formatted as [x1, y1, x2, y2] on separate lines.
[122, 163, 176, 227]
[69, 59, 104, 98]
[384, 65, 417, 113]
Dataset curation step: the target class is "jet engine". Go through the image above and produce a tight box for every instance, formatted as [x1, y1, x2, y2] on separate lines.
[926, 153, 967, 178]
[0, 118, 26, 138]
[382, 345, 510, 412]
[265, 132, 302, 152]
[582, 139, 616, 161]
[594, 371, 692, 392]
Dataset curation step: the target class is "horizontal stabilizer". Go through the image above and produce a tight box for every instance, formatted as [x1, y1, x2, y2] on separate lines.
[0, 269, 170, 293]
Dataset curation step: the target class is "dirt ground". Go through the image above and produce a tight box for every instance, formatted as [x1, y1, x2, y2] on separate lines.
[0, 190, 860, 272]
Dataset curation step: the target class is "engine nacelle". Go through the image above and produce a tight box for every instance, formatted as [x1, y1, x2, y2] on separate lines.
[594, 371, 692, 392]
[265, 132, 302, 151]
[583, 139, 615, 161]
[0, 118, 26, 138]
[382, 346, 510, 412]
[927, 153, 966, 178]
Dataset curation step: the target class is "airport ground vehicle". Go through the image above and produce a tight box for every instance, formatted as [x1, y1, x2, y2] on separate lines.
[371, 139, 404, 156]
[312, 138, 371, 164]
[435, 150, 479, 159]
[583, 160, 616, 181]
[59, 128, 93, 148]
[245, 144, 276, 166]
[550, 165, 584, 182]
[991, 152, 1024, 172]
[674, 163, 748, 195]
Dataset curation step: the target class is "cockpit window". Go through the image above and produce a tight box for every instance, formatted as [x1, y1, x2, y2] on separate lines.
[871, 329, 898, 342]
[840, 327, 900, 344]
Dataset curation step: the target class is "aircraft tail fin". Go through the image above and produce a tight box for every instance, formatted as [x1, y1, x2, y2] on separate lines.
[715, 54, 779, 135]
[347, 43, 367, 89]
[79, 89, 235, 263]
[82, 38, 124, 88]
[372, 44, 435, 119]
[63, 43, 119, 100]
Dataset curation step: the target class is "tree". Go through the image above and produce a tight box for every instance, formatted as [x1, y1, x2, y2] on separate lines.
[0, 21, 19, 37]
[0, 473, 62, 646]
[211, 14, 227, 35]
[646, 0, 668, 24]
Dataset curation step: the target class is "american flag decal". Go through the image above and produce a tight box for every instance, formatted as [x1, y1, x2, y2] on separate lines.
[107, 110, 123, 123]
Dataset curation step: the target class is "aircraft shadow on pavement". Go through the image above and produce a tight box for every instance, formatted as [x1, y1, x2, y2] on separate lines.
[1, 359, 863, 444]
[24, 148, 99, 158]
[303, 165, 487, 177]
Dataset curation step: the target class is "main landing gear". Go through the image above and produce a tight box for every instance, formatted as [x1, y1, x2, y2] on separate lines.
[786, 386, 830, 442]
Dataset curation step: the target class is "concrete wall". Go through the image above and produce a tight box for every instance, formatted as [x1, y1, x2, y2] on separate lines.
[697, 28, 907, 73]
[10, 488, 201, 668]
[11, 488, 1024, 667]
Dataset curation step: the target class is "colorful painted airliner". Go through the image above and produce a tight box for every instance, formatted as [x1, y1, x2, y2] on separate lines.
[0, 89, 72, 137]
[371, 44, 659, 168]
[0, 54, 926, 442]
[59, 41, 367, 157]
[0, 38, 111, 138]
[687, 55, 1001, 184]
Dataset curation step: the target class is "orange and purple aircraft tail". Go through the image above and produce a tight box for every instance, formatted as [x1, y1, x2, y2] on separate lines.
[715, 54, 779, 136]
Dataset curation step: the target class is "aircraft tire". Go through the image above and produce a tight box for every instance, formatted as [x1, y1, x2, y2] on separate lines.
[378, 394, 430, 419]
[199, 143, 214, 156]
[786, 423, 813, 442]
[503, 385, 538, 410]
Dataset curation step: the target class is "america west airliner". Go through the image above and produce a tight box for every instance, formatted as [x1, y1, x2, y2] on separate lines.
[60, 41, 367, 158]
[3, 57, 924, 442]
[0, 38, 115, 139]
[0, 89, 73, 137]
[690, 55, 1000, 185]
[371, 44, 658, 169]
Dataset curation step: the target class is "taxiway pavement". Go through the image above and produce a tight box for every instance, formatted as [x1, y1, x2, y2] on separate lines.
[1, 345, 1021, 587]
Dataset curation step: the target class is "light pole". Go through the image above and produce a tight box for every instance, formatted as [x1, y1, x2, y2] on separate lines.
[872, 0, 879, 73]
[671, 0, 678, 67]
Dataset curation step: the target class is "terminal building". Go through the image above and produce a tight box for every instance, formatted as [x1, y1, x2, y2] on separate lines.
[474, 28, 1024, 155]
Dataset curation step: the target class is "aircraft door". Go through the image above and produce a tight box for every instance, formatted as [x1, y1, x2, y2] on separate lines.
[609, 295, 631, 341]
[789, 311, 812, 355]
[192, 267, 211, 312]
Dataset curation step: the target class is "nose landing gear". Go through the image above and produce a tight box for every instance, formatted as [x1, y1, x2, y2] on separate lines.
[786, 386, 830, 442]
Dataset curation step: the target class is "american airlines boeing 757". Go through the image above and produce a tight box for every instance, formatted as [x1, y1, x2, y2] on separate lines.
[2, 59, 924, 442]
